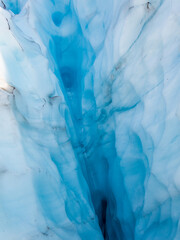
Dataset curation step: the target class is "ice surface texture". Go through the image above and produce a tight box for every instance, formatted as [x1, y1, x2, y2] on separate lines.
[0, 0, 180, 239]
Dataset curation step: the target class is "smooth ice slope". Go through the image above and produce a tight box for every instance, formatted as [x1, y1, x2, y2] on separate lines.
[0, 0, 180, 240]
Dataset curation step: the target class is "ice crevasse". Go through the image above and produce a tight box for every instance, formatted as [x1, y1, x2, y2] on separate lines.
[0, 0, 180, 239]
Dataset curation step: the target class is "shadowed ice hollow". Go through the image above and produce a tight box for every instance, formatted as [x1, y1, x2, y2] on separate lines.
[0, 0, 180, 239]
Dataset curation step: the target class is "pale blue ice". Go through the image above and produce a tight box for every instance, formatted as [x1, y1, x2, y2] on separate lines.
[0, 0, 180, 239]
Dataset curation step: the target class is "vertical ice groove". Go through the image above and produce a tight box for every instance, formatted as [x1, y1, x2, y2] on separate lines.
[0, 1, 103, 240]
[0, 0, 180, 240]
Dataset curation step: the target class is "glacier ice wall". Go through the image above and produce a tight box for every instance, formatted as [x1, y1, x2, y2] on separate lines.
[1, 0, 180, 239]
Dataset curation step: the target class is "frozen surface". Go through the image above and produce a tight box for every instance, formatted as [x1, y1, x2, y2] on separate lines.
[0, 0, 180, 239]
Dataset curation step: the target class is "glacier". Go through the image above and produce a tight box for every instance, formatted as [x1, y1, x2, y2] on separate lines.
[0, 0, 180, 239]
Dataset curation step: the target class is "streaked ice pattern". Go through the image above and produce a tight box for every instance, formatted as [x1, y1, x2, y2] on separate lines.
[0, 0, 180, 239]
